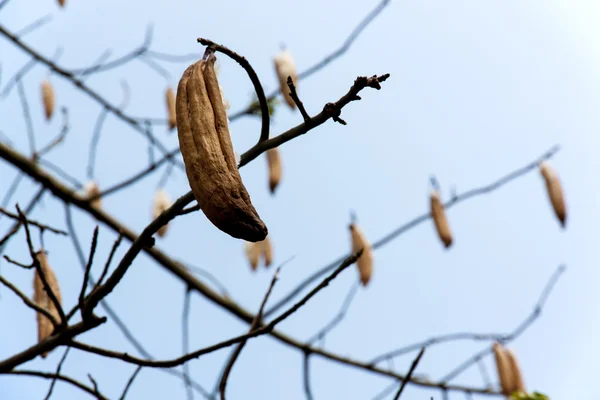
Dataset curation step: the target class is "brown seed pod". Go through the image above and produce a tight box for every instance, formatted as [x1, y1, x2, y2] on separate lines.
[165, 87, 177, 131]
[245, 241, 261, 271]
[83, 181, 102, 209]
[349, 223, 373, 286]
[430, 190, 453, 248]
[539, 161, 567, 227]
[266, 148, 282, 194]
[505, 348, 526, 395]
[41, 79, 55, 121]
[274, 49, 298, 109]
[493, 342, 516, 396]
[262, 236, 273, 267]
[176, 55, 267, 242]
[57, 0, 66, 7]
[152, 189, 173, 237]
[33, 250, 62, 358]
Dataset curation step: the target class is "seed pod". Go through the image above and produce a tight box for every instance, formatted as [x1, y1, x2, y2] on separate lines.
[152, 188, 173, 237]
[176, 55, 267, 242]
[41, 79, 55, 121]
[274, 49, 298, 109]
[539, 161, 567, 227]
[505, 348, 526, 395]
[266, 148, 282, 194]
[430, 190, 453, 248]
[262, 236, 273, 267]
[493, 342, 515, 396]
[166, 87, 177, 131]
[83, 181, 102, 209]
[57, 0, 65, 7]
[349, 223, 373, 286]
[33, 250, 62, 358]
[245, 241, 261, 271]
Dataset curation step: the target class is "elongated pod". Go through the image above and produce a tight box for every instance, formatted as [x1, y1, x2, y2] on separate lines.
[430, 190, 453, 248]
[245, 242, 261, 271]
[176, 56, 267, 241]
[262, 236, 273, 267]
[152, 188, 173, 237]
[166, 87, 177, 131]
[266, 148, 282, 194]
[41, 79, 55, 121]
[33, 251, 62, 358]
[493, 342, 516, 396]
[349, 223, 373, 286]
[505, 348, 526, 395]
[539, 161, 567, 227]
[274, 49, 298, 109]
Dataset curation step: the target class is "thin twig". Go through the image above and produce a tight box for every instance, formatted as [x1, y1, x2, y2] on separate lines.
[182, 287, 194, 400]
[44, 346, 71, 400]
[0, 275, 57, 324]
[7, 370, 108, 400]
[303, 352, 314, 400]
[287, 76, 309, 121]
[393, 348, 425, 400]
[79, 226, 99, 318]
[118, 366, 143, 400]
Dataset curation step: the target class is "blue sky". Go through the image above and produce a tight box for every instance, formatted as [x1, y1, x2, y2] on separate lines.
[1, 1, 599, 399]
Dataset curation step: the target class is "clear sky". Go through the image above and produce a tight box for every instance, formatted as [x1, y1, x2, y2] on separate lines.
[0, 1, 599, 399]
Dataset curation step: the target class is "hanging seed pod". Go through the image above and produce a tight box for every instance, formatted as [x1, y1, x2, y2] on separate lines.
[41, 79, 55, 121]
[274, 49, 298, 109]
[33, 250, 62, 358]
[176, 55, 267, 241]
[152, 188, 173, 237]
[349, 223, 373, 286]
[245, 241, 261, 271]
[165, 87, 177, 131]
[505, 348, 526, 395]
[266, 148, 282, 194]
[493, 342, 515, 396]
[57, 0, 66, 7]
[262, 236, 273, 267]
[430, 190, 453, 248]
[539, 161, 567, 227]
[83, 181, 102, 209]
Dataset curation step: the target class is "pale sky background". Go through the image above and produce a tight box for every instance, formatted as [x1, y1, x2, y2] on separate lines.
[1, 1, 599, 399]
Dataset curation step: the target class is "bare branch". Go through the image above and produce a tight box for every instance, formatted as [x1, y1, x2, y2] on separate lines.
[393, 348, 425, 400]
[7, 370, 108, 400]
[44, 346, 71, 400]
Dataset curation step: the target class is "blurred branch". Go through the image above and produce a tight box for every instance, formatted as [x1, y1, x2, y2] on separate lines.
[393, 348, 425, 400]
[44, 346, 71, 400]
[7, 370, 109, 400]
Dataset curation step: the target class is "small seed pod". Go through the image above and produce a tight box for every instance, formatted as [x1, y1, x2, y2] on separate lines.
[245, 241, 261, 271]
[176, 55, 267, 241]
[83, 181, 102, 209]
[57, 0, 66, 7]
[493, 342, 516, 396]
[33, 250, 62, 358]
[244, 236, 273, 271]
[266, 148, 282, 194]
[349, 223, 373, 286]
[165, 87, 177, 131]
[274, 49, 298, 109]
[41, 79, 55, 121]
[262, 236, 273, 267]
[430, 190, 453, 248]
[152, 188, 173, 237]
[505, 348, 526, 395]
[539, 161, 567, 227]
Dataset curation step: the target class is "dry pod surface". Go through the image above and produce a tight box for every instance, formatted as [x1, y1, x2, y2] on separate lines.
[266, 148, 282, 194]
[493, 342, 522, 397]
[274, 49, 298, 109]
[83, 181, 102, 209]
[176, 55, 267, 241]
[57, 0, 66, 7]
[539, 161, 567, 227]
[505, 348, 526, 395]
[33, 250, 62, 358]
[165, 87, 177, 131]
[349, 223, 373, 286]
[41, 79, 55, 121]
[152, 188, 173, 237]
[430, 190, 453, 248]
